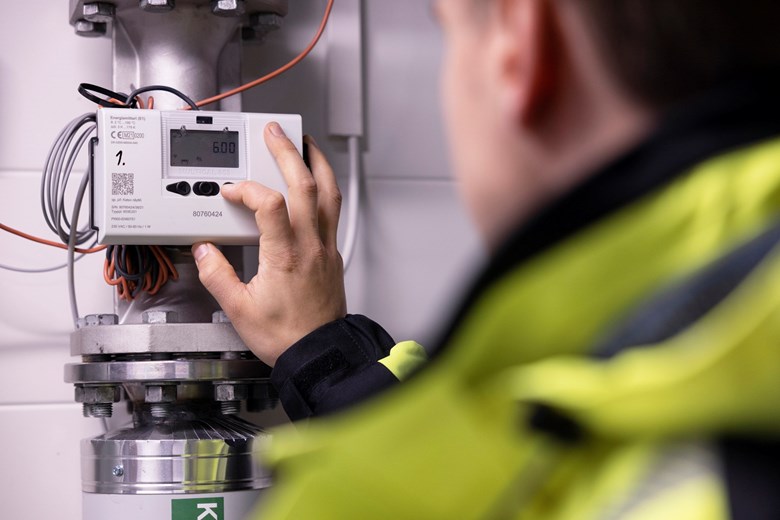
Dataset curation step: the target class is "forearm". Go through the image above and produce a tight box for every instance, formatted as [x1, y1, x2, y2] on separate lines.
[270, 315, 426, 421]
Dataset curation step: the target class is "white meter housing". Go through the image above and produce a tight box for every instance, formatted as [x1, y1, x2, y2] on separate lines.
[92, 108, 302, 245]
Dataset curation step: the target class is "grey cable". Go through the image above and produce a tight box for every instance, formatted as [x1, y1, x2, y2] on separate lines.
[41, 113, 97, 247]
[342, 136, 362, 271]
[37, 113, 98, 327]
[58, 125, 96, 242]
[67, 170, 91, 327]
[68, 163, 92, 325]
[0, 250, 89, 273]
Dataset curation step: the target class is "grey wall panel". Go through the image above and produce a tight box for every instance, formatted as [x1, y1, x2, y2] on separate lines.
[347, 178, 484, 346]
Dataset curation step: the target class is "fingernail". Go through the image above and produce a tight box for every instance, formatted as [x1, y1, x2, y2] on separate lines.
[268, 122, 286, 138]
[305, 135, 318, 148]
[221, 182, 236, 194]
[193, 243, 210, 262]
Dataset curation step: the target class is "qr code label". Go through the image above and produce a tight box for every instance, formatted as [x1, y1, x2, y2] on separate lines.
[112, 173, 135, 196]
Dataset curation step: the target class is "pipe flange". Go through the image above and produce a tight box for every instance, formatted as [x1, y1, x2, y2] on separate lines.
[71, 322, 251, 356]
[65, 359, 271, 384]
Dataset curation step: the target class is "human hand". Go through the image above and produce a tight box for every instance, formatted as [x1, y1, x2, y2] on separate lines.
[192, 122, 346, 366]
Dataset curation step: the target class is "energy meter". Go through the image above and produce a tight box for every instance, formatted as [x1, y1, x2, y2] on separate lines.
[92, 108, 303, 245]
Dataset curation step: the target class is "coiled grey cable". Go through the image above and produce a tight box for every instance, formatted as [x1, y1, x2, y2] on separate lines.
[39, 113, 98, 326]
[41, 113, 97, 248]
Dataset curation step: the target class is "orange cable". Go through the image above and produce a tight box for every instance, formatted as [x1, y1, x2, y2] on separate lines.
[103, 257, 122, 286]
[142, 271, 153, 293]
[148, 246, 167, 293]
[193, 0, 334, 109]
[0, 222, 106, 254]
[157, 245, 179, 280]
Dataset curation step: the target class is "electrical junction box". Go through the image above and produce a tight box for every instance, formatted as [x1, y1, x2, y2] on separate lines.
[92, 107, 302, 245]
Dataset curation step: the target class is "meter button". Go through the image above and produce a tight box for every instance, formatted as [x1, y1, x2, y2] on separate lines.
[193, 181, 220, 197]
[166, 181, 191, 196]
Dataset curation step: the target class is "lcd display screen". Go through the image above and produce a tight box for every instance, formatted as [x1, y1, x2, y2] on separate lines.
[170, 129, 240, 168]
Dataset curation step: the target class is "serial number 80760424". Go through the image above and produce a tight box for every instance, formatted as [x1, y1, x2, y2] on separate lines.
[193, 211, 223, 218]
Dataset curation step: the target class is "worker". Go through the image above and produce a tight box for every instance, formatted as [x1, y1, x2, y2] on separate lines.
[192, 0, 780, 517]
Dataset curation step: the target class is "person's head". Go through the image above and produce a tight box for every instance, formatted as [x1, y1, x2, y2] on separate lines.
[434, 0, 780, 249]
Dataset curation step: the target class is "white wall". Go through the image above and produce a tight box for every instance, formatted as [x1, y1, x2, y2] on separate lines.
[242, 1, 484, 344]
[0, 1, 483, 518]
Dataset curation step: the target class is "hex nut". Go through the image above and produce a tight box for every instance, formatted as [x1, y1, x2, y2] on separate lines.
[140, 0, 175, 12]
[79, 314, 119, 328]
[75, 385, 121, 404]
[144, 385, 177, 403]
[212, 0, 245, 17]
[142, 310, 179, 324]
[212, 311, 231, 324]
[74, 19, 107, 37]
[98, 314, 119, 325]
[251, 12, 283, 31]
[83, 2, 116, 23]
[214, 383, 248, 402]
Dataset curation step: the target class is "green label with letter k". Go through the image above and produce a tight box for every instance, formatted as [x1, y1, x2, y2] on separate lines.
[171, 497, 224, 520]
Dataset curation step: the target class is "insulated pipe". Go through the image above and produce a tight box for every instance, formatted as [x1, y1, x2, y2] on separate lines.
[112, 4, 240, 109]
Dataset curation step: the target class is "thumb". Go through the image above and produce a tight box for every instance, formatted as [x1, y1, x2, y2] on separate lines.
[191, 242, 245, 312]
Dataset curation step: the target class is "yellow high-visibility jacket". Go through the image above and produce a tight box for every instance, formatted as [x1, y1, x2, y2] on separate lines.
[255, 80, 780, 519]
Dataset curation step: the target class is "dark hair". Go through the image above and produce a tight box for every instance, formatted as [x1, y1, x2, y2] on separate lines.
[578, 0, 780, 107]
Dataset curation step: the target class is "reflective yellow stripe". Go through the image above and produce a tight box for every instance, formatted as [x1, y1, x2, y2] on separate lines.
[504, 242, 780, 438]
[378, 341, 427, 380]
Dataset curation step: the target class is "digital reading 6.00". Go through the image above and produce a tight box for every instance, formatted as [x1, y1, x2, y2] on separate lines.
[170, 129, 240, 168]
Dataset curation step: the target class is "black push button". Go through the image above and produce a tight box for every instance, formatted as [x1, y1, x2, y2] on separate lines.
[193, 181, 220, 197]
[196, 116, 213, 125]
[166, 181, 191, 196]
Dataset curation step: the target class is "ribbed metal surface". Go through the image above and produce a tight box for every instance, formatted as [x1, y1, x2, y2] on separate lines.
[82, 413, 271, 494]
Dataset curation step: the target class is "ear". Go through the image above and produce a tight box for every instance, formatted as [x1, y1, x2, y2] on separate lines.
[495, 0, 560, 126]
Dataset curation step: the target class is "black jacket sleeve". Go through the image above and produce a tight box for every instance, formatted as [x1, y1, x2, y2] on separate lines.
[270, 314, 400, 421]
